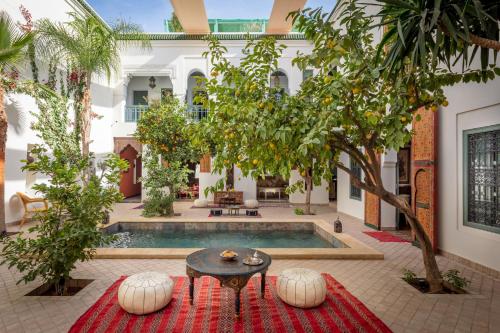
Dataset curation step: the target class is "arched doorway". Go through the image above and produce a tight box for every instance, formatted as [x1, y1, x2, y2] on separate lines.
[119, 144, 142, 199]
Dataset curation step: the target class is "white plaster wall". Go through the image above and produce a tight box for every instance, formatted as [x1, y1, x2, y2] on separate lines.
[198, 157, 226, 201]
[1, 0, 116, 223]
[127, 76, 173, 105]
[439, 77, 500, 272]
[288, 170, 330, 205]
[336, 152, 365, 220]
[234, 166, 257, 201]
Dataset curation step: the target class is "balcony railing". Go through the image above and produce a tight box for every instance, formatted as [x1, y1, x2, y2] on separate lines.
[124, 105, 207, 123]
[185, 105, 208, 122]
[124, 105, 148, 122]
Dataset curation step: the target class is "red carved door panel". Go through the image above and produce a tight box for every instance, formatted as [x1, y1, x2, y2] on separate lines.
[119, 145, 141, 198]
[411, 107, 438, 250]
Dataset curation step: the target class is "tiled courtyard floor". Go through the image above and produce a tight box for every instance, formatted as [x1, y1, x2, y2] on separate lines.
[1, 201, 499, 332]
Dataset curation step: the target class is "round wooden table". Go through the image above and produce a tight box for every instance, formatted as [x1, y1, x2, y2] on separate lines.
[186, 248, 271, 318]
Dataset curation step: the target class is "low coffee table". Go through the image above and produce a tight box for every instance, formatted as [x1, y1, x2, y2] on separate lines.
[186, 248, 271, 318]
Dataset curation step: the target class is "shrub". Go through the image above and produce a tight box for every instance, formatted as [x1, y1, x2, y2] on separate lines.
[294, 208, 305, 215]
[402, 268, 417, 283]
[135, 98, 201, 216]
[141, 152, 190, 217]
[443, 269, 471, 290]
[0, 147, 126, 295]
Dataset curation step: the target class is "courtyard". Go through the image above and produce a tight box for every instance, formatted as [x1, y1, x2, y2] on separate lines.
[1, 202, 499, 332]
[1, 0, 500, 332]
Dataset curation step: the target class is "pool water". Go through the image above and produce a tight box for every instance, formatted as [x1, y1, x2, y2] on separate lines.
[105, 229, 334, 248]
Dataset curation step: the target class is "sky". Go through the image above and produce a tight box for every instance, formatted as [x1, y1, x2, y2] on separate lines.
[86, 0, 336, 32]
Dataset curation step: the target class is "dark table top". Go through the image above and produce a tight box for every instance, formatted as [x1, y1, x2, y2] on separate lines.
[186, 248, 271, 277]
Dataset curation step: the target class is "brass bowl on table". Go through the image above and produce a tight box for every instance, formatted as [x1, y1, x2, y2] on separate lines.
[219, 250, 238, 261]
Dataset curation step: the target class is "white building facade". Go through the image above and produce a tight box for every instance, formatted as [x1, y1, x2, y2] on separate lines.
[2, 0, 499, 276]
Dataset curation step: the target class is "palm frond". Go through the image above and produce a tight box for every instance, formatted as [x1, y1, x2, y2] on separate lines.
[0, 11, 34, 70]
[373, 0, 500, 74]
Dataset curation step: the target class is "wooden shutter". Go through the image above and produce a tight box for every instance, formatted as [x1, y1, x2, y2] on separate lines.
[200, 154, 211, 173]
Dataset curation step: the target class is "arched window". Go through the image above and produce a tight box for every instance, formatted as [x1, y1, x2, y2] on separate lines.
[186, 71, 207, 121]
[270, 70, 289, 100]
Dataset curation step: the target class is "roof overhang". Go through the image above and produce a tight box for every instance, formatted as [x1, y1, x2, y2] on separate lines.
[170, 0, 210, 34]
[266, 0, 306, 34]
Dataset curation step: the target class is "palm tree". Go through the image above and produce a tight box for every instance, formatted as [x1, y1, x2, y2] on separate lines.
[36, 13, 150, 157]
[373, 0, 500, 73]
[0, 11, 34, 234]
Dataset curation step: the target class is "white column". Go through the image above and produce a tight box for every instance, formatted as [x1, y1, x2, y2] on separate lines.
[380, 150, 398, 230]
[122, 74, 132, 122]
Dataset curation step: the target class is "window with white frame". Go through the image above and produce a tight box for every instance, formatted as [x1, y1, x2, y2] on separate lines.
[350, 157, 362, 200]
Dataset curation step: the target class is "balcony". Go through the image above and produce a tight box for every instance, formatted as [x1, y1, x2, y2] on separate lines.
[124, 105, 148, 122]
[185, 105, 208, 122]
[124, 105, 207, 123]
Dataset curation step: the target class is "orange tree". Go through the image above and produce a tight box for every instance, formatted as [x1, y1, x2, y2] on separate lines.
[287, 3, 475, 292]
[193, 36, 332, 214]
[135, 98, 201, 216]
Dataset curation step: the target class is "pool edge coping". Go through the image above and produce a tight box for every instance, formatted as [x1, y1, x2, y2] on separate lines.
[95, 218, 384, 260]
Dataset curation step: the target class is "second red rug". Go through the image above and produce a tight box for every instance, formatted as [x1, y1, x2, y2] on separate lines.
[364, 231, 410, 243]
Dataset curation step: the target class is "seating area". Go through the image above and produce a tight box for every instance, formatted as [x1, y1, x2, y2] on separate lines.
[16, 192, 49, 227]
[2, 201, 500, 332]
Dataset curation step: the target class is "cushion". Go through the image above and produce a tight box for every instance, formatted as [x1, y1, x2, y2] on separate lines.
[244, 199, 259, 208]
[194, 199, 208, 208]
[276, 268, 326, 308]
[118, 272, 174, 315]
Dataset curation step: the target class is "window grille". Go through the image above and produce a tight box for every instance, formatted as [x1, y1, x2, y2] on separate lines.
[464, 126, 500, 233]
[350, 158, 362, 200]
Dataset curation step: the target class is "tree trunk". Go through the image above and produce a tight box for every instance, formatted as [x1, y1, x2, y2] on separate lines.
[440, 23, 500, 51]
[304, 175, 312, 215]
[80, 77, 92, 157]
[381, 190, 443, 293]
[0, 85, 6, 234]
[469, 33, 500, 51]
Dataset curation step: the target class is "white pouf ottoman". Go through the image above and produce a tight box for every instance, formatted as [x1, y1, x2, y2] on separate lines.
[118, 272, 174, 315]
[194, 199, 208, 208]
[244, 199, 259, 209]
[276, 268, 326, 308]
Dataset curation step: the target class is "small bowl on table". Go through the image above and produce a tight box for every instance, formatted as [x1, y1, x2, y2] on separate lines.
[220, 250, 238, 261]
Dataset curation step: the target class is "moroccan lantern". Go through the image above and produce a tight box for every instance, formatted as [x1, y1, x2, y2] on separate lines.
[149, 76, 156, 89]
[334, 216, 342, 233]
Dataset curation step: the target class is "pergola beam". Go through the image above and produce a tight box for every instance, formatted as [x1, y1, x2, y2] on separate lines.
[266, 0, 306, 34]
[170, 0, 210, 34]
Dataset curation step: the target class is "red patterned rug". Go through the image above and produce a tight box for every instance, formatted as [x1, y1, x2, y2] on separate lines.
[69, 274, 391, 333]
[363, 231, 410, 243]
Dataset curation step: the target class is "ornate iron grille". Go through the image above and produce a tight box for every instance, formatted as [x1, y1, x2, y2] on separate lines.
[466, 128, 499, 231]
[350, 158, 362, 200]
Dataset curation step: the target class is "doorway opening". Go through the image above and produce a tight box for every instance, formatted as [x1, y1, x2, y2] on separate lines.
[119, 144, 142, 202]
[396, 143, 411, 230]
[256, 176, 289, 202]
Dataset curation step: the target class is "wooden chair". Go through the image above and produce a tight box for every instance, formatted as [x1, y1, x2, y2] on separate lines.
[16, 192, 48, 226]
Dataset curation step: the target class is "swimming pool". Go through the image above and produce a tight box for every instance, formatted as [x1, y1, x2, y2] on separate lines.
[102, 221, 346, 249]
